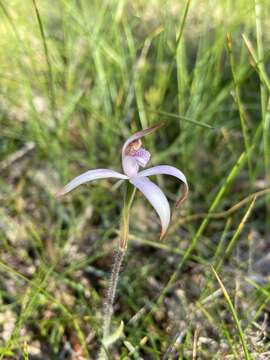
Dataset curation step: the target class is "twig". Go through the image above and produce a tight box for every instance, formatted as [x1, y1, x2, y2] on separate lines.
[0, 142, 35, 171]
[169, 187, 270, 233]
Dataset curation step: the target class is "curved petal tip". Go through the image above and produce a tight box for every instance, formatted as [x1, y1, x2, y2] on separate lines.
[176, 183, 189, 207]
[130, 176, 171, 239]
[55, 189, 65, 198]
[160, 228, 167, 240]
[137, 165, 189, 208]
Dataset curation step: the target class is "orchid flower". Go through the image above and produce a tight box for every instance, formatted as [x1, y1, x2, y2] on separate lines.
[57, 124, 188, 238]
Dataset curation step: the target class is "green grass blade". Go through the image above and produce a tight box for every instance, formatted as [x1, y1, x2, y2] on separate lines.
[212, 267, 252, 360]
[31, 0, 56, 121]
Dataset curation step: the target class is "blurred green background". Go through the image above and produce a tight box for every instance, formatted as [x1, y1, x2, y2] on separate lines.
[0, 0, 270, 358]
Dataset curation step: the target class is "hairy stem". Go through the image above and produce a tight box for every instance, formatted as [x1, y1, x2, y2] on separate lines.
[101, 248, 125, 344]
[98, 183, 136, 359]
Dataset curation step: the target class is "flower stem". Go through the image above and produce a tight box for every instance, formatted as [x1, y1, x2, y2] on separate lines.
[101, 248, 124, 345]
[99, 182, 136, 359]
[119, 182, 136, 251]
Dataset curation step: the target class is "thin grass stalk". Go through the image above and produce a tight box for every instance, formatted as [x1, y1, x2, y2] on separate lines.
[216, 196, 256, 272]
[98, 183, 136, 359]
[255, 0, 267, 119]
[242, 34, 270, 92]
[227, 34, 252, 180]
[31, 0, 57, 122]
[212, 267, 252, 360]
[255, 0, 270, 222]
[159, 0, 191, 103]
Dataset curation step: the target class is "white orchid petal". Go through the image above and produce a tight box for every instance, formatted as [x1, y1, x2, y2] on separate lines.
[130, 176, 170, 239]
[136, 165, 188, 206]
[57, 169, 128, 197]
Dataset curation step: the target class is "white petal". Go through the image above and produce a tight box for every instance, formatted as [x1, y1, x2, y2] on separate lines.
[57, 169, 128, 196]
[130, 176, 170, 239]
[136, 165, 188, 206]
